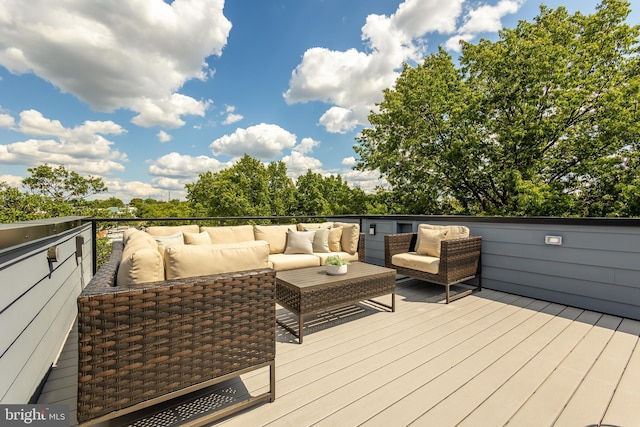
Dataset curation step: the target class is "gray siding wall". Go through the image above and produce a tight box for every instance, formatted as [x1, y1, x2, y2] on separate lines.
[0, 222, 92, 403]
[360, 218, 640, 321]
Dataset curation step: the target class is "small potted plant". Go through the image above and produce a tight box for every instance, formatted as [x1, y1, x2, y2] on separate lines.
[325, 255, 350, 275]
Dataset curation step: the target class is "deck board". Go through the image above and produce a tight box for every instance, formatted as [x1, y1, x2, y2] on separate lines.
[37, 278, 640, 427]
[601, 319, 640, 426]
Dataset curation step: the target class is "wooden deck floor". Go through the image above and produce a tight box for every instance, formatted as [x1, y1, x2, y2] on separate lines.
[39, 278, 640, 427]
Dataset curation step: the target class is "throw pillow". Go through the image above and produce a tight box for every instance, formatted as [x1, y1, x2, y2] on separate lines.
[306, 227, 330, 253]
[416, 228, 448, 257]
[328, 227, 343, 252]
[183, 231, 212, 245]
[153, 232, 184, 255]
[284, 230, 316, 254]
[335, 223, 359, 255]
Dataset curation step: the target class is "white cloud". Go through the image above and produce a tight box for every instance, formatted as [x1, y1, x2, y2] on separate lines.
[319, 107, 360, 134]
[284, 0, 464, 133]
[0, 113, 16, 129]
[103, 178, 167, 202]
[0, 174, 24, 187]
[147, 152, 230, 178]
[221, 105, 243, 125]
[444, 33, 475, 52]
[210, 123, 297, 159]
[340, 168, 388, 194]
[222, 113, 243, 125]
[131, 94, 211, 128]
[342, 156, 357, 166]
[446, 0, 524, 52]
[293, 137, 320, 154]
[0, 0, 231, 128]
[157, 130, 172, 143]
[282, 151, 323, 180]
[0, 110, 127, 174]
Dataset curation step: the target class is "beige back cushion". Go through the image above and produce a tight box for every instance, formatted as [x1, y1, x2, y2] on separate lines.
[296, 221, 333, 231]
[415, 224, 470, 252]
[164, 241, 270, 280]
[333, 222, 360, 255]
[416, 228, 448, 257]
[328, 227, 342, 252]
[183, 231, 212, 245]
[125, 229, 158, 247]
[253, 224, 296, 254]
[200, 225, 255, 244]
[145, 225, 199, 236]
[122, 227, 140, 243]
[117, 236, 165, 286]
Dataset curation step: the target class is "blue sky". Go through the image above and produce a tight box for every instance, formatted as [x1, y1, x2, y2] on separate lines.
[0, 0, 638, 202]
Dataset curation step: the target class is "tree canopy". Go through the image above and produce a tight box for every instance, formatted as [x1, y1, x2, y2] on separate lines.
[1, 165, 110, 222]
[23, 164, 107, 203]
[356, 0, 640, 216]
[185, 154, 380, 218]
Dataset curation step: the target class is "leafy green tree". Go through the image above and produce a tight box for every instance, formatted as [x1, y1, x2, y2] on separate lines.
[93, 197, 124, 209]
[129, 198, 145, 211]
[295, 170, 332, 215]
[267, 161, 299, 217]
[23, 164, 107, 203]
[0, 183, 58, 222]
[294, 170, 373, 215]
[187, 155, 275, 218]
[356, 0, 640, 216]
[137, 199, 194, 220]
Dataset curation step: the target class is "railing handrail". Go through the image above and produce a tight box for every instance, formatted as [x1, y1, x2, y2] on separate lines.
[0, 216, 87, 252]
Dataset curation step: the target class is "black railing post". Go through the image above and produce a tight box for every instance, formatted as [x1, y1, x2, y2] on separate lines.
[91, 219, 97, 275]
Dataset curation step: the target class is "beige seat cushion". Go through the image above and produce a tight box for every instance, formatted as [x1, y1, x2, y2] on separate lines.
[253, 224, 296, 254]
[415, 228, 447, 257]
[164, 241, 270, 280]
[315, 251, 359, 265]
[200, 225, 255, 244]
[392, 252, 440, 274]
[333, 222, 360, 255]
[284, 230, 316, 254]
[183, 231, 212, 245]
[268, 253, 320, 271]
[145, 225, 199, 236]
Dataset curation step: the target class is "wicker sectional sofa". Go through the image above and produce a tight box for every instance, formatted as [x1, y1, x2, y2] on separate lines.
[116, 222, 364, 287]
[77, 221, 363, 425]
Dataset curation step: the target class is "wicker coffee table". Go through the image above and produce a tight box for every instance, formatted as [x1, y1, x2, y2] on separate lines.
[276, 262, 396, 343]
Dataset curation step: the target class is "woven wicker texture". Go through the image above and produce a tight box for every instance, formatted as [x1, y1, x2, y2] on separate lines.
[275, 263, 395, 342]
[384, 233, 482, 303]
[77, 244, 276, 424]
[277, 269, 395, 315]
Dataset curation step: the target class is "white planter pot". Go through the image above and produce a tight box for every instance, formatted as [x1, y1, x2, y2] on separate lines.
[326, 264, 348, 275]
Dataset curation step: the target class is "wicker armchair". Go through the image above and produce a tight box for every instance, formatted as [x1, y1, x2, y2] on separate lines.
[77, 242, 276, 426]
[384, 233, 482, 303]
